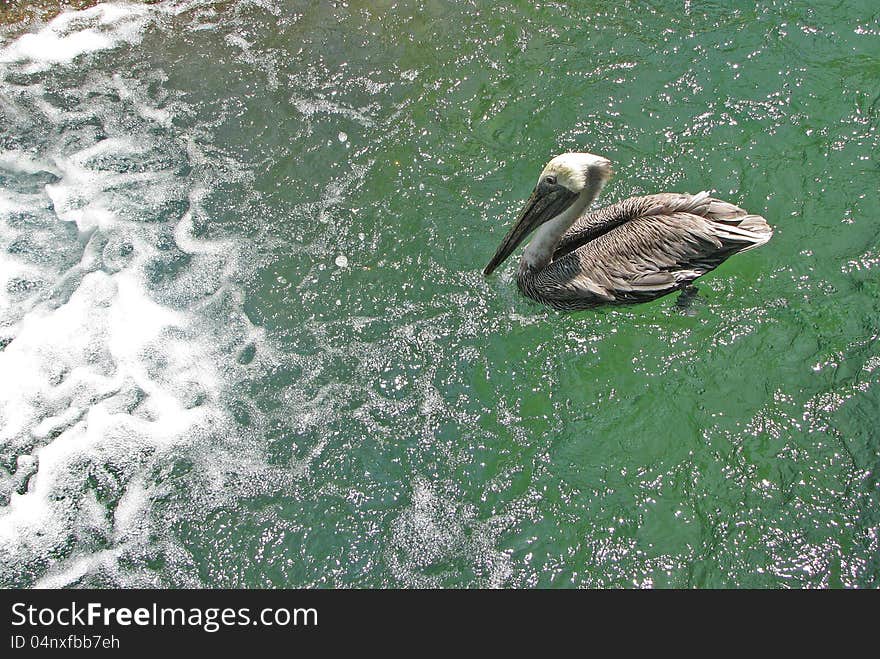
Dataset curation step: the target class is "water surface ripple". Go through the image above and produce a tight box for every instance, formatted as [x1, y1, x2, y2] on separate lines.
[0, 0, 878, 587]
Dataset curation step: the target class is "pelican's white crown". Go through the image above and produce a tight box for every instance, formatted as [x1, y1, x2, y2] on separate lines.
[538, 152, 613, 193]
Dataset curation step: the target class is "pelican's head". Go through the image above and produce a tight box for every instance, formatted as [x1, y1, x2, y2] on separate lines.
[536, 152, 613, 194]
[483, 152, 613, 276]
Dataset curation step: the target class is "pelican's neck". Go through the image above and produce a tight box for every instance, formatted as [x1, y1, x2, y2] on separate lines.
[521, 179, 604, 272]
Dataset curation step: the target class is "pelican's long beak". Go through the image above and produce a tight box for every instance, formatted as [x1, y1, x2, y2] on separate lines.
[483, 183, 578, 276]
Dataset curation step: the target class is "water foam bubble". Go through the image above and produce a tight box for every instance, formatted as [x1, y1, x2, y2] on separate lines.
[0, 3, 152, 73]
[0, 3, 260, 587]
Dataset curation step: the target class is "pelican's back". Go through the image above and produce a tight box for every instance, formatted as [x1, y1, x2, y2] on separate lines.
[519, 191, 772, 310]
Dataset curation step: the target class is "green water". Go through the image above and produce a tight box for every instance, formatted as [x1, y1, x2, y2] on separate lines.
[1, 0, 878, 588]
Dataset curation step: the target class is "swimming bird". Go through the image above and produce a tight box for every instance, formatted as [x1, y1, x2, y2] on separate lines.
[483, 153, 772, 311]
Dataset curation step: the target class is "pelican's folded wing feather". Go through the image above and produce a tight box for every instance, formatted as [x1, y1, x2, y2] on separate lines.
[524, 193, 772, 310]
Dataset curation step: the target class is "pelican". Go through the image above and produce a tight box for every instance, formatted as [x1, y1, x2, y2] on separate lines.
[483, 153, 772, 311]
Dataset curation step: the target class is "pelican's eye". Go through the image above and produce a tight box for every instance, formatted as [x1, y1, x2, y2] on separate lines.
[544, 175, 556, 185]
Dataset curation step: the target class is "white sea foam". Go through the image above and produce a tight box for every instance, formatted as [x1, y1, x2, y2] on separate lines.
[0, 2, 261, 587]
[386, 477, 515, 588]
[0, 3, 152, 72]
[1, 0, 465, 589]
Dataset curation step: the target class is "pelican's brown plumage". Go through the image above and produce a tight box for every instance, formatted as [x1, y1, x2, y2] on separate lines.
[483, 153, 772, 311]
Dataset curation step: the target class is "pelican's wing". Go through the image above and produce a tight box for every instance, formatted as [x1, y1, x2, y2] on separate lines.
[552, 191, 770, 260]
[531, 193, 771, 308]
[552, 195, 662, 261]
